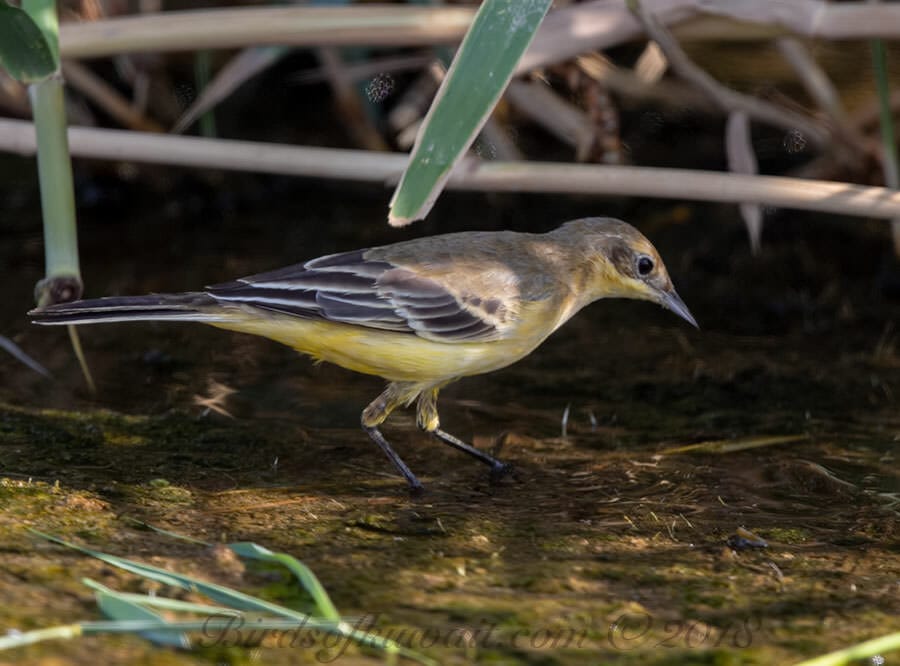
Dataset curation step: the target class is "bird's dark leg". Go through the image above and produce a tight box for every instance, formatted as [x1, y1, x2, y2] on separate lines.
[362, 425, 423, 494]
[416, 388, 513, 482]
[361, 382, 424, 493]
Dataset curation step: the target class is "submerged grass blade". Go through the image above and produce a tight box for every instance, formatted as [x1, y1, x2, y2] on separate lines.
[791, 631, 900, 666]
[388, 0, 551, 226]
[28, 530, 434, 663]
[82, 579, 235, 616]
[95, 591, 189, 648]
[228, 542, 340, 622]
[31, 530, 314, 617]
[661, 434, 808, 454]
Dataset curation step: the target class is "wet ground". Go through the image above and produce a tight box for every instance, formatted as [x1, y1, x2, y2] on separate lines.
[1, 172, 899, 664]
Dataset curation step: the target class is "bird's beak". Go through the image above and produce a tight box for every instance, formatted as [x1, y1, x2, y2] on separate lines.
[660, 289, 698, 329]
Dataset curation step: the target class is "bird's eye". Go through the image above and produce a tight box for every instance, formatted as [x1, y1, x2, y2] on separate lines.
[636, 255, 654, 277]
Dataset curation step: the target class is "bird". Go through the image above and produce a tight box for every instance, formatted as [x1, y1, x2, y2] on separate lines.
[30, 217, 696, 493]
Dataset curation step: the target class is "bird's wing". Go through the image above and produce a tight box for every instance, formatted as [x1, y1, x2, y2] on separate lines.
[206, 249, 508, 342]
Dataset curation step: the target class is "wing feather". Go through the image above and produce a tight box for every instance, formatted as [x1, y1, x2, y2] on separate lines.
[315, 293, 397, 321]
[204, 248, 508, 342]
[400, 302, 468, 319]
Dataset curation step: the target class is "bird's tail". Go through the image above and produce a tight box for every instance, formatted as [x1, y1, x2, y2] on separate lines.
[29, 292, 231, 326]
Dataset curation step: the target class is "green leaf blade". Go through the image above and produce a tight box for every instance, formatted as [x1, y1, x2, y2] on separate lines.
[0, 2, 58, 83]
[388, 0, 551, 226]
[95, 592, 190, 649]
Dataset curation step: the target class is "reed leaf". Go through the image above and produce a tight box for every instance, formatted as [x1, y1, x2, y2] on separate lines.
[0, 2, 56, 83]
[388, 0, 551, 225]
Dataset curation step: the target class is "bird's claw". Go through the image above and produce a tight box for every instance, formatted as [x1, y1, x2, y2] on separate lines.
[489, 462, 514, 483]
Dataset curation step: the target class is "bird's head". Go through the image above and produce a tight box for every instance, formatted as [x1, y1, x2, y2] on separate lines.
[555, 218, 698, 328]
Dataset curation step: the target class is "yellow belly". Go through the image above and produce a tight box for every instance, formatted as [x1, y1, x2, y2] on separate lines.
[211, 300, 568, 384]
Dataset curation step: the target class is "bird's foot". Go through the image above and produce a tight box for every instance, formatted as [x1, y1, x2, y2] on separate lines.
[407, 479, 426, 497]
[489, 461, 514, 484]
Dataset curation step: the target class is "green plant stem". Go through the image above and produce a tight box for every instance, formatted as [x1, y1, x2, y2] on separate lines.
[194, 50, 217, 138]
[23, 0, 92, 391]
[871, 38, 898, 189]
[29, 76, 82, 305]
[24, 0, 81, 305]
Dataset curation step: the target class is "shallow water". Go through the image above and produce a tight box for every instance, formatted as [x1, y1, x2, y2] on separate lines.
[1, 175, 898, 664]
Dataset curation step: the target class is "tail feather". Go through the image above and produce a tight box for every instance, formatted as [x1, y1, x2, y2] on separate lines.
[29, 292, 229, 326]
